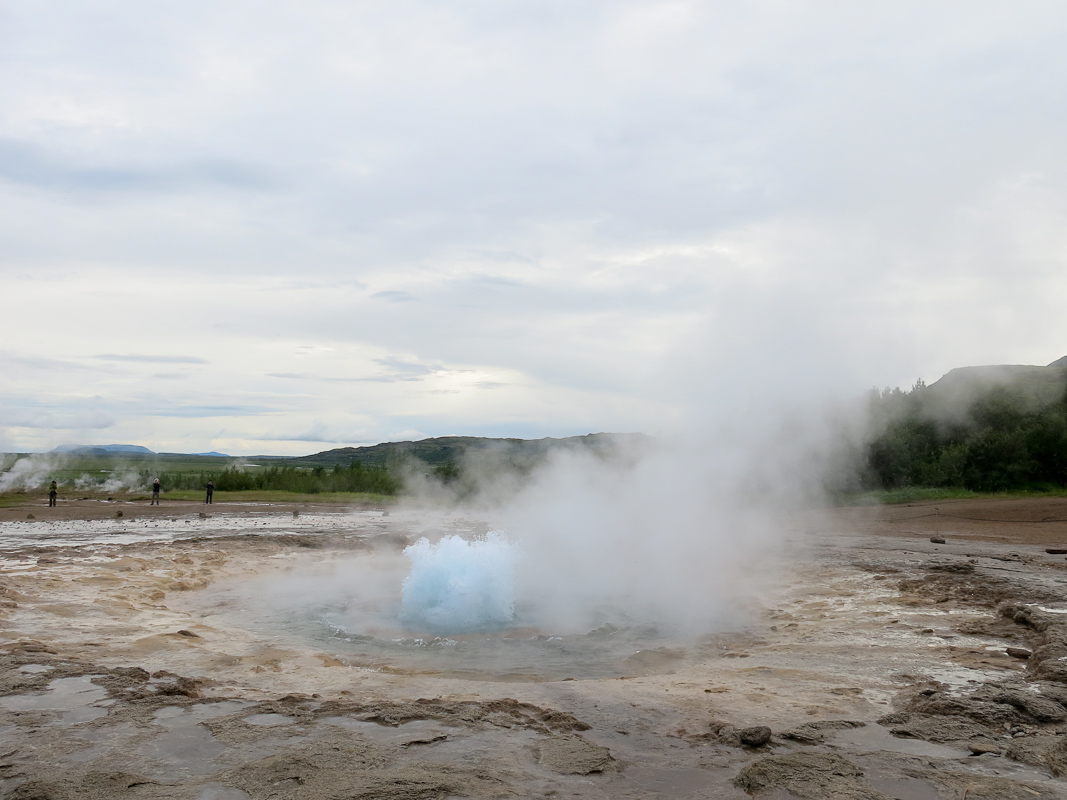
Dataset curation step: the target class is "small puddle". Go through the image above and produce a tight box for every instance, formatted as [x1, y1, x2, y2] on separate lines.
[322, 716, 452, 746]
[197, 785, 253, 800]
[868, 775, 939, 800]
[244, 713, 295, 727]
[0, 675, 109, 725]
[611, 766, 720, 796]
[135, 702, 250, 778]
[70, 721, 142, 764]
[826, 721, 970, 759]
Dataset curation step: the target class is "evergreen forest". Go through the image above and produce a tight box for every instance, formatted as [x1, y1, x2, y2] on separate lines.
[864, 373, 1067, 492]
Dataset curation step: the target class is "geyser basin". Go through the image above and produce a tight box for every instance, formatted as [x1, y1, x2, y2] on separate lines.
[186, 535, 709, 682]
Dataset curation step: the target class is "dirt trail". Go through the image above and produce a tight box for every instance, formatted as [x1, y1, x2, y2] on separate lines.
[1, 499, 1067, 798]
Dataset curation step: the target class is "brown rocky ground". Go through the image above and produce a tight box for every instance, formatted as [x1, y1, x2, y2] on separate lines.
[1, 498, 1067, 798]
[824, 496, 1067, 547]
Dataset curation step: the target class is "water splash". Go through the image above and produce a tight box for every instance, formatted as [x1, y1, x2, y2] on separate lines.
[401, 533, 518, 634]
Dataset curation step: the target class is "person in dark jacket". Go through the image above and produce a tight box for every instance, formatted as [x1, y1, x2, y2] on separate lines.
[151, 478, 161, 505]
[205, 481, 214, 504]
[48, 481, 57, 507]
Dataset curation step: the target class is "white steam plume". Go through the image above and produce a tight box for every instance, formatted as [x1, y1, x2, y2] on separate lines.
[396, 397, 853, 636]
[72, 468, 146, 493]
[0, 454, 64, 492]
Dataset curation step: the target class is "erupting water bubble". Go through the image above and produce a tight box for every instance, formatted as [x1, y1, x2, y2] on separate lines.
[401, 533, 518, 634]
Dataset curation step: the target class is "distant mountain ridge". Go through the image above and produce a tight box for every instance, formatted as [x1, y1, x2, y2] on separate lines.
[50, 444, 156, 455]
[923, 357, 1067, 418]
[38, 436, 641, 465]
[48, 445, 230, 457]
[285, 432, 650, 468]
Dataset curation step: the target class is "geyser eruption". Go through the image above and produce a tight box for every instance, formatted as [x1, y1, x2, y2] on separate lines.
[400, 533, 519, 634]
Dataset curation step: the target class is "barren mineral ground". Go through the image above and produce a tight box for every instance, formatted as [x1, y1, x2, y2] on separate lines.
[4, 497, 1067, 799]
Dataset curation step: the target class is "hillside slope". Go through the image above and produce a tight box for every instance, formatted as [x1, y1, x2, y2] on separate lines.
[284, 432, 650, 468]
[923, 360, 1067, 420]
[865, 356, 1067, 491]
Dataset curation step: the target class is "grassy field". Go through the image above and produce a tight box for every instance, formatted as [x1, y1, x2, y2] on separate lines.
[841, 486, 1067, 505]
[0, 486, 395, 505]
[6, 482, 1067, 509]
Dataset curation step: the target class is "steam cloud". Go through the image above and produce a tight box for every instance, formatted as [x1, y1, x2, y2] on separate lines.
[0, 455, 62, 492]
[73, 469, 145, 494]
[0, 454, 148, 494]
[396, 400, 848, 636]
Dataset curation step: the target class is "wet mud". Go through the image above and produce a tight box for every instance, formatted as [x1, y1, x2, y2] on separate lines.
[2, 498, 1067, 798]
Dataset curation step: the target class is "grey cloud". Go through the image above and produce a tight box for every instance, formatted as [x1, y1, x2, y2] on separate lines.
[0, 139, 276, 195]
[371, 290, 418, 303]
[247, 420, 373, 444]
[152, 404, 278, 418]
[372, 357, 437, 376]
[242, 275, 699, 395]
[267, 359, 446, 384]
[263, 278, 368, 291]
[343, 376, 423, 383]
[2, 4, 1063, 284]
[378, 416, 593, 441]
[260, 432, 373, 444]
[93, 354, 209, 364]
[0, 353, 106, 372]
[2, 391, 285, 426]
[3, 410, 117, 430]
[266, 370, 423, 384]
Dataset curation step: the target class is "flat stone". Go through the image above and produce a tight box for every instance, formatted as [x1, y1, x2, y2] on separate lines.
[538, 736, 614, 774]
[734, 752, 888, 799]
[781, 720, 865, 745]
[1006, 647, 1032, 659]
[880, 712, 992, 743]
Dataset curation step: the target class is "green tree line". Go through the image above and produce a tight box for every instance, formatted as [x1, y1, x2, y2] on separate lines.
[865, 382, 1067, 492]
[159, 462, 401, 495]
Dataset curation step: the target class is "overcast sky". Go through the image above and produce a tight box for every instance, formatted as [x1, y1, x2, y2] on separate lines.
[2, 1, 1066, 455]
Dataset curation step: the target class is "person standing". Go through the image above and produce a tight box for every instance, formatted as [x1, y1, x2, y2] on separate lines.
[48, 480, 57, 507]
[205, 480, 214, 504]
[151, 478, 161, 505]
